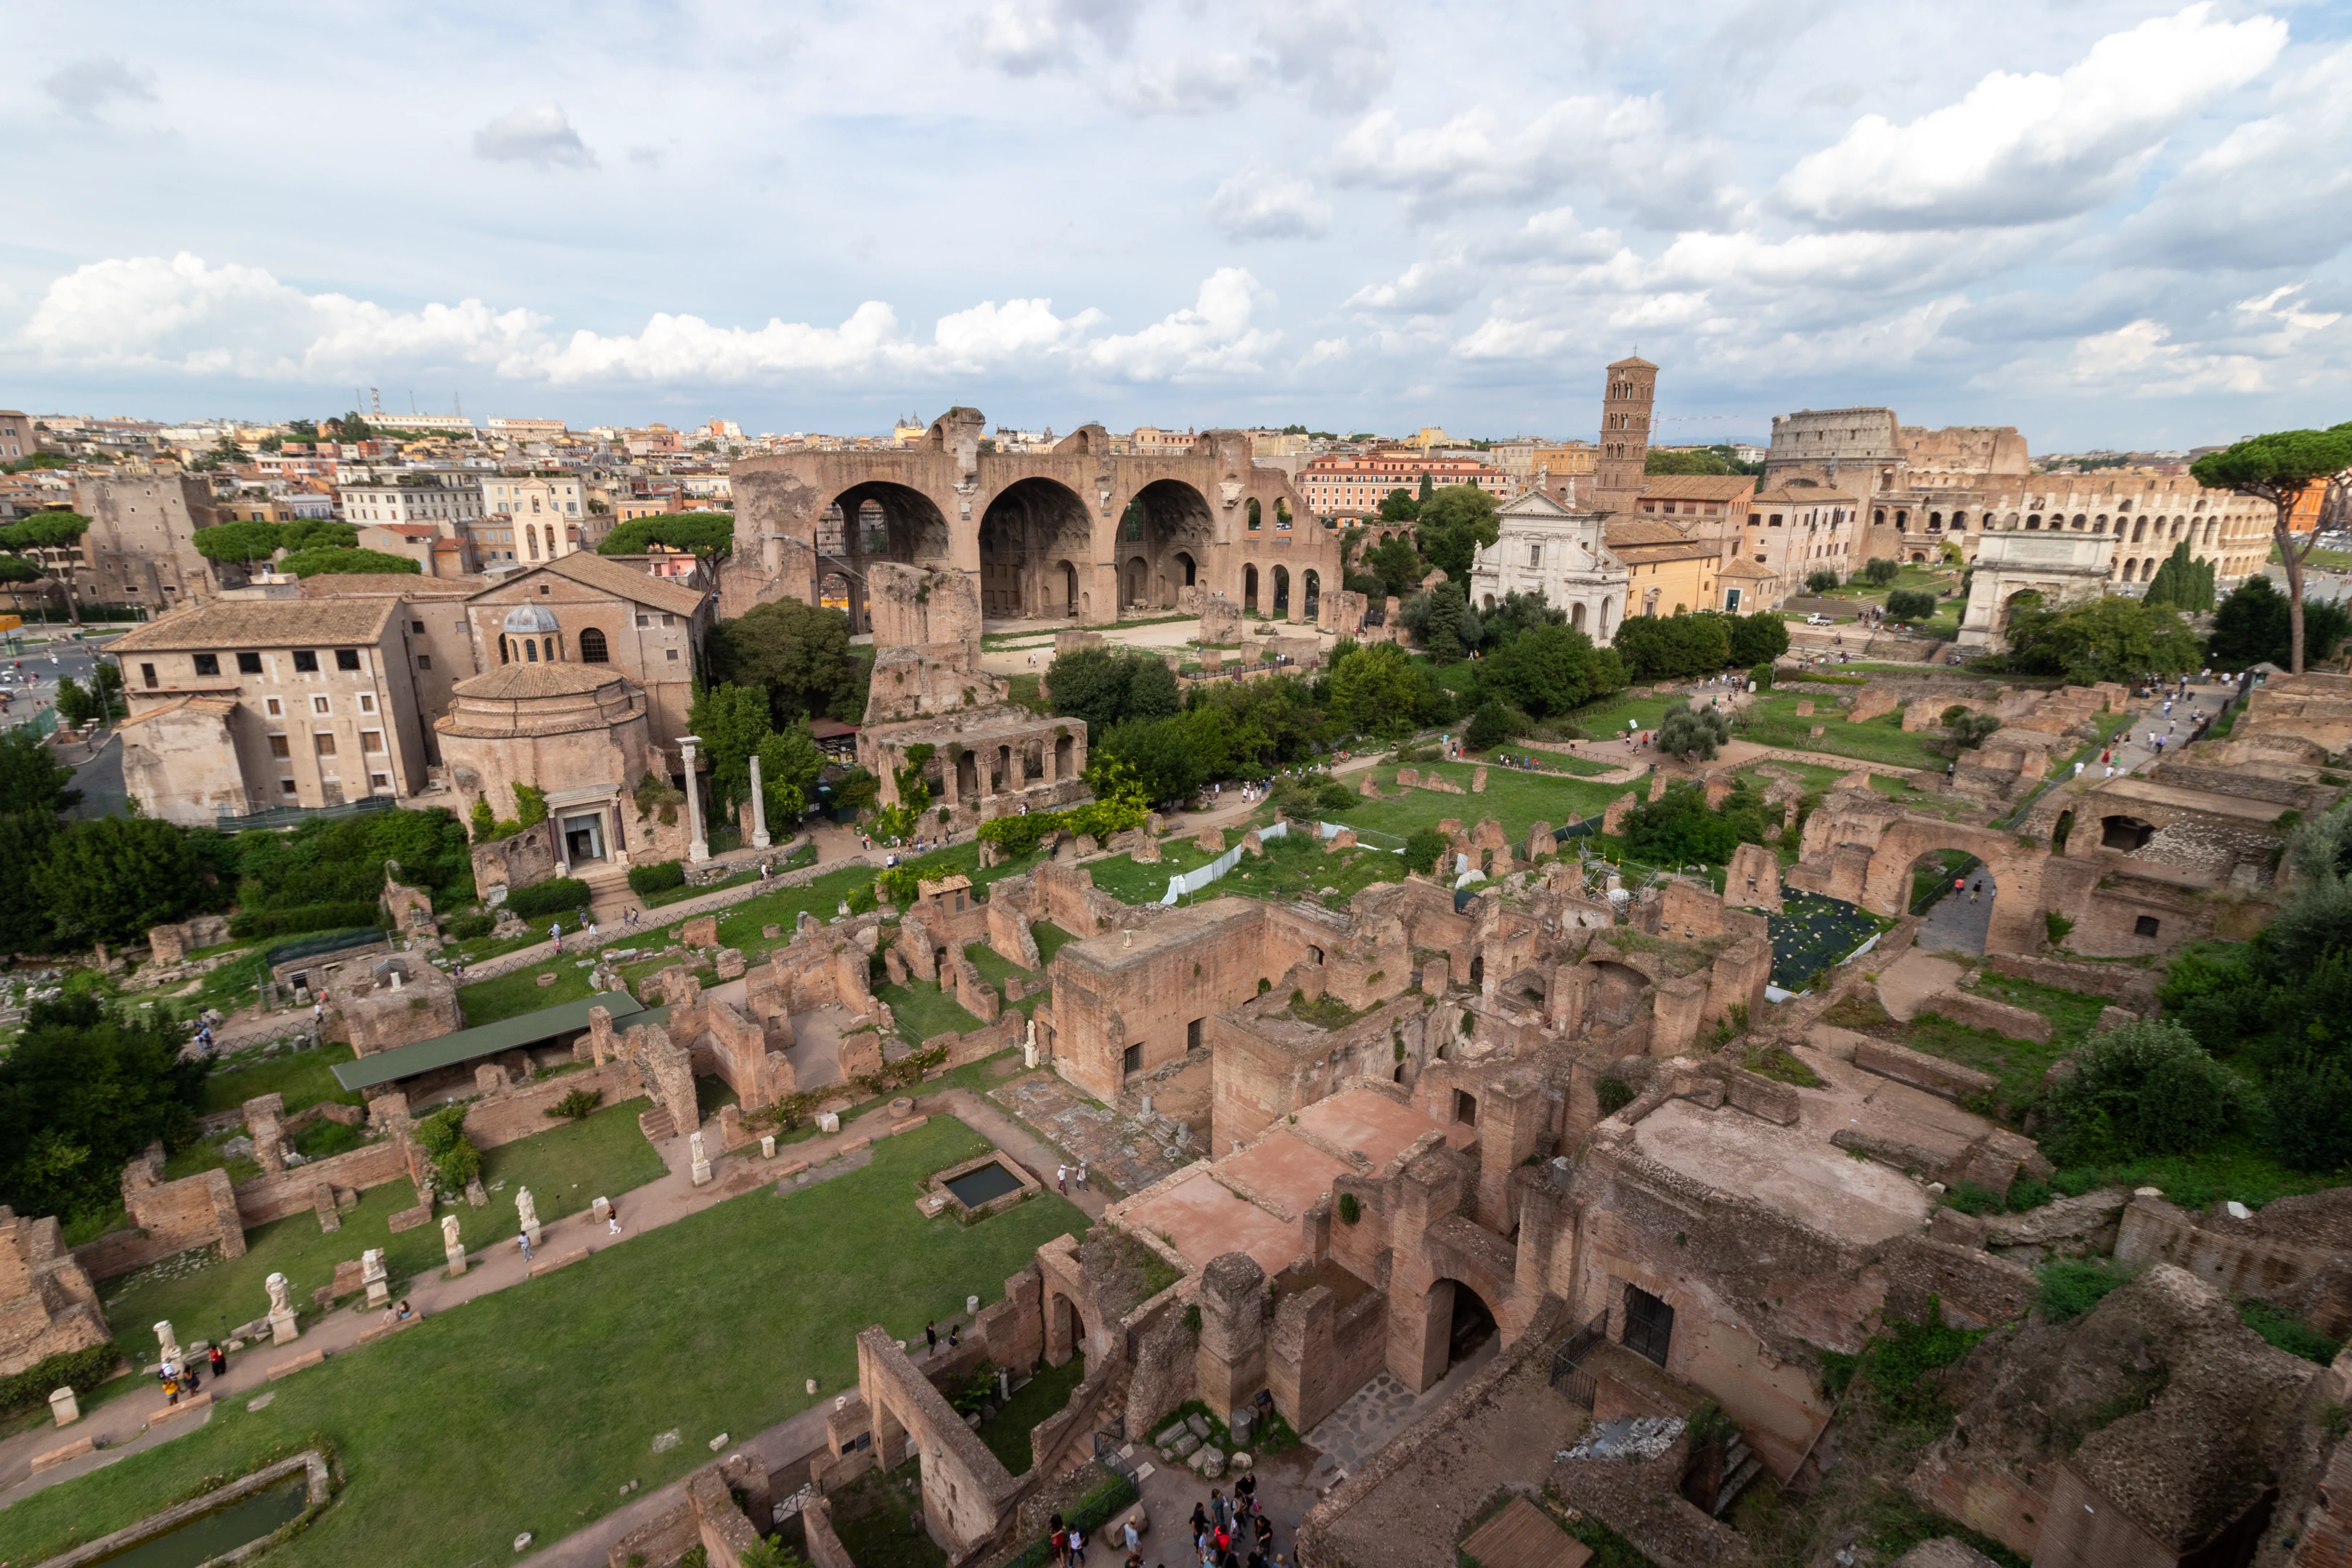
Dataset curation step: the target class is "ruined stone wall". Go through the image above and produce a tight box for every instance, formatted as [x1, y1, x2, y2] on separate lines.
[2115, 1196, 2352, 1339]
[470, 820, 558, 897]
[461, 1061, 644, 1148]
[0, 1209, 109, 1376]
[73, 1154, 250, 1280]
[854, 1326, 1023, 1554]
[229, 1140, 409, 1229]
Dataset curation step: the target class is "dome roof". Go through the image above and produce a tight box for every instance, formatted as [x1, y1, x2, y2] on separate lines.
[502, 604, 561, 634]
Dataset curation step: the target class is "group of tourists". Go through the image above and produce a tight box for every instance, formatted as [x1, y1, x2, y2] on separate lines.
[158, 1344, 226, 1405]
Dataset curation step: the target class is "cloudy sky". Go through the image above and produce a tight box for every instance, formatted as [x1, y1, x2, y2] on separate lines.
[4, 0, 2348, 449]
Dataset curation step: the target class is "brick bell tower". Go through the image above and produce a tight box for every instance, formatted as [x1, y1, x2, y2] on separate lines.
[1592, 355, 1657, 515]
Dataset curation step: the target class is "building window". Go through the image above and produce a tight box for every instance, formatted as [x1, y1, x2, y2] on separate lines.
[416, 653, 431, 669]
[140, 663, 158, 689]
[336, 649, 361, 671]
[281, 778, 298, 796]
[314, 732, 337, 756]
[369, 772, 392, 791]
[358, 693, 376, 714]
[666, 648, 679, 661]
[663, 614, 676, 626]
[192, 653, 219, 677]
[636, 613, 651, 627]
[268, 735, 290, 758]
[311, 695, 331, 715]
[293, 650, 319, 672]
[412, 620, 425, 634]
[362, 730, 385, 753]
[237, 651, 262, 674]
[2134, 915, 2162, 939]
[265, 696, 282, 716]
[579, 627, 609, 663]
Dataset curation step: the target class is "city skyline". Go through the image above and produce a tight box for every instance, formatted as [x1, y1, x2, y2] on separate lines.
[4, 0, 2348, 449]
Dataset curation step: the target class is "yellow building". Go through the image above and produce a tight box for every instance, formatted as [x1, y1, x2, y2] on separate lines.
[1604, 517, 1720, 619]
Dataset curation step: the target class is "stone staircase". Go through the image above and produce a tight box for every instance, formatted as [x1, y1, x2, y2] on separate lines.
[1712, 1437, 1762, 1517]
[638, 1106, 677, 1145]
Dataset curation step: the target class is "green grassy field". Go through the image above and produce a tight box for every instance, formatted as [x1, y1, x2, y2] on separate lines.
[1339, 759, 1624, 839]
[98, 1099, 671, 1351]
[198, 1043, 365, 1117]
[878, 978, 989, 1041]
[2, 1116, 1087, 1568]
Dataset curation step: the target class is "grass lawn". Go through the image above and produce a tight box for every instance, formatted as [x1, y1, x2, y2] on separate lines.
[97, 1099, 671, 1352]
[4, 1117, 1088, 1568]
[829, 1466, 950, 1568]
[1339, 759, 1623, 840]
[973, 1353, 1087, 1473]
[1471, 747, 1620, 777]
[878, 979, 989, 1041]
[1736, 694, 1944, 772]
[198, 1042, 365, 1117]
[1085, 838, 1220, 905]
[1032, 922, 1079, 966]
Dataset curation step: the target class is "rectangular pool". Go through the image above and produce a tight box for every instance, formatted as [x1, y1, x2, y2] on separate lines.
[944, 1162, 1024, 1208]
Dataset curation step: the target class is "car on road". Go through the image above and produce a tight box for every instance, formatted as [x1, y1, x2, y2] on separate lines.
[1804, 613, 1836, 626]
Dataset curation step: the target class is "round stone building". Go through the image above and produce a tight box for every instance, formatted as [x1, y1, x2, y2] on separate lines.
[436, 658, 666, 873]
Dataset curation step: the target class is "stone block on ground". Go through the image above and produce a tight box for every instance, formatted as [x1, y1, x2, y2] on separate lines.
[682, 916, 719, 948]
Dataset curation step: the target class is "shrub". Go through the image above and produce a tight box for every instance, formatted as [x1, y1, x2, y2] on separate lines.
[546, 1087, 605, 1121]
[1402, 828, 1449, 875]
[1655, 701, 1730, 761]
[1805, 569, 1839, 594]
[1749, 663, 1774, 691]
[2039, 1019, 2247, 1165]
[876, 865, 921, 906]
[627, 859, 687, 897]
[228, 901, 385, 940]
[1885, 588, 1940, 621]
[1940, 706, 2002, 750]
[0, 1342, 121, 1415]
[1336, 1192, 1361, 1225]
[1464, 698, 1522, 751]
[413, 1103, 481, 1193]
[1315, 781, 1357, 812]
[1596, 1076, 1636, 1116]
[442, 911, 494, 941]
[1861, 558, 1901, 587]
[503, 878, 592, 920]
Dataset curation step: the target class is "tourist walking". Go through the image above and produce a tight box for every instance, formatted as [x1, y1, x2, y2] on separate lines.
[518, 1230, 534, 1263]
[1075, 1159, 1088, 1191]
[208, 1344, 226, 1380]
[1057, 1164, 1069, 1195]
[607, 1203, 623, 1236]
[926, 1320, 939, 1357]
[550, 921, 563, 954]
[1067, 1523, 1086, 1567]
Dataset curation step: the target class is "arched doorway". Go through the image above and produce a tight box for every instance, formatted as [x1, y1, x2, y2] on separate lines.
[1302, 568, 1320, 621]
[1127, 480, 1215, 611]
[1906, 849, 1995, 955]
[820, 481, 953, 629]
[1124, 555, 1149, 608]
[1173, 550, 1197, 588]
[1272, 565, 1291, 616]
[1570, 602, 1587, 633]
[1053, 559, 1079, 617]
[978, 478, 1093, 620]
[1244, 563, 1260, 615]
[1420, 1278, 1501, 1384]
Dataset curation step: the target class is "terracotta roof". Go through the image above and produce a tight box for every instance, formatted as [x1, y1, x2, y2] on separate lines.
[1601, 517, 1690, 547]
[107, 597, 396, 653]
[505, 552, 706, 616]
[449, 663, 633, 701]
[300, 573, 483, 599]
[1639, 475, 1756, 502]
[118, 694, 239, 729]
[1612, 540, 1718, 563]
[1718, 559, 1779, 579]
[1753, 486, 1858, 505]
[1608, 354, 1657, 369]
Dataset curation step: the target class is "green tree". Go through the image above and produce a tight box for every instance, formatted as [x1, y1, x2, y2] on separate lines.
[1804, 570, 1839, 595]
[2142, 541, 2216, 613]
[1476, 590, 1567, 651]
[1482, 623, 1624, 717]
[1100, 716, 1201, 804]
[1376, 488, 1419, 524]
[2040, 1019, 2247, 1166]
[1644, 449, 1733, 475]
[0, 992, 205, 1227]
[1860, 558, 1900, 587]
[1463, 698, 1523, 751]
[0, 511, 91, 623]
[755, 719, 825, 825]
[0, 727, 75, 815]
[1400, 579, 1477, 661]
[1414, 486, 1500, 579]
[1416, 472, 1434, 505]
[1885, 589, 1939, 621]
[1655, 701, 1731, 761]
[280, 546, 421, 576]
[705, 599, 867, 724]
[1363, 533, 1425, 599]
[2003, 595, 2202, 683]
[595, 511, 737, 558]
[1125, 656, 1180, 722]
[1726, 611, 1789, 667]
[2209, 577, 2351, 669]
[1328, 642, 1421, 737]
[2192, 426, 2352, 673]
[1403, 827, 1449, 875]
[34, 817, 229, 948]
[1045, 648, 1135, 730]
[189, 518, 285, 564]
[686, 684, 774, 813]
[1611, 613, 1732, 682]
[1621, 779, 1768, 866]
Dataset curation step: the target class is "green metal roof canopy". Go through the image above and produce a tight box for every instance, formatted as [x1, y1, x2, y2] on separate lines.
[332, 991, 645, 1093]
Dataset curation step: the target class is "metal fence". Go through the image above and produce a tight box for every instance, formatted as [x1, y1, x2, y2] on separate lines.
[1548, 1310, 1612, 1410]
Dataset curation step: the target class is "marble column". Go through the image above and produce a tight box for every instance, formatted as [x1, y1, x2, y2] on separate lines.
[748, 753, 771, 849]
[679, 735, 709, 863]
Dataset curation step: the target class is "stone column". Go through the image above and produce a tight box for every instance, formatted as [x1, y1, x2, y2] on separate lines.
[1196, 1251, 1269, 1425]
[266, 1273, 300, 1344]
[441, 1214, 467, 1277]
[748, 753, 771, 849]
[690, 1130, 713, 1186]
[154, 1320, 180, 1367]
[361, 1248, 390, 1308]
[679, 735, 709, 863]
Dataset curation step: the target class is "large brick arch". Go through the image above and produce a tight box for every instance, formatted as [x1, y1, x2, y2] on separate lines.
[1796, 799, 2053, 955]
[726, 409, 1339, 627]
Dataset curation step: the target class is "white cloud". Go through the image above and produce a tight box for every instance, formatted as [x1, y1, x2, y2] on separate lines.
[1983, 285, 2346, 398]
[1258, 0, 1394, 115]
[1345, 254, 1477, 315]
[41, 57, 156, 122]
[2118, 40, 2352, 269]
[1327, 97, 1737, 226]
[1206, 164, 1332, 240]
[473, 105, 597, 170]
[1474, 206, 1622, 265]
[1776, 4, 2286, 231]
[1117, 53, 1255, 116]
[967, 0, 1134, 74]
[15, 252, 1275, 388]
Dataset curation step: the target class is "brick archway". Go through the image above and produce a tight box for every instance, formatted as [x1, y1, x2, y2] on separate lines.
[1817, 810, 2051, 955]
